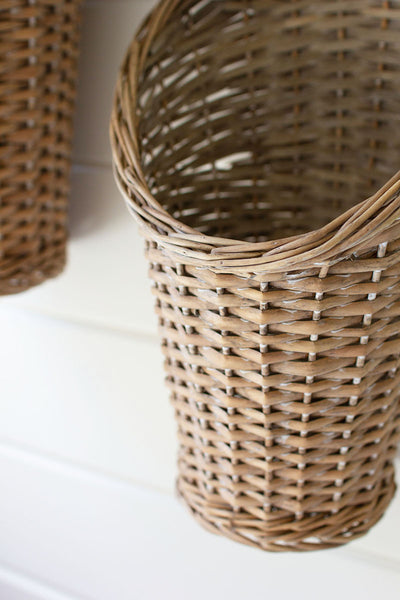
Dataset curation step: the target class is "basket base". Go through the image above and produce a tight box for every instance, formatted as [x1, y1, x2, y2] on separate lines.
[0, 252, 66, 296]
[176, 474, 397, 552]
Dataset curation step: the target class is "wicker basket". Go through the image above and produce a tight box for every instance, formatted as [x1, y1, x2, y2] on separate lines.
[111, 0, 400, 551]
[0, 0, 82, 295]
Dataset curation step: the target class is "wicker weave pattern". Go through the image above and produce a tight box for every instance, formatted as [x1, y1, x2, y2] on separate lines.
[111, 0, 400, 551]
[0, 0, 82, 295]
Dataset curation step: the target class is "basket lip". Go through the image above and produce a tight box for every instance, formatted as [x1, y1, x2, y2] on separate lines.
[110, 0, 400, 274]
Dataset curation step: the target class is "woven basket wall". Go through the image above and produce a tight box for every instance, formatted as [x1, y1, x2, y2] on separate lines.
[0, 0, 82, 295]
[111, 0, 400, 552]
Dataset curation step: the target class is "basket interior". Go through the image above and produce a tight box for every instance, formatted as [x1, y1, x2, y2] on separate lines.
[138, 0, 400, 242]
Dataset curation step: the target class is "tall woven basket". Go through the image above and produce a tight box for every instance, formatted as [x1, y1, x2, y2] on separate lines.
[0, 0, 82, 295]
[111, 0, 400, 552]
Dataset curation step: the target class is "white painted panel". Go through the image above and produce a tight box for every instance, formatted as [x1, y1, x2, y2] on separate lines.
[0, 306, 176, 492]
[5, 167, 157, 336]
[0, 565, 81, 600]
[351, 480, 400, 564]
[73, 0, 157, 165]
[1, 446, 399, 600]
[0, 583, 34, 600]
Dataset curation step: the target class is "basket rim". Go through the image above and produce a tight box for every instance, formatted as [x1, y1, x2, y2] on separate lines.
[110, 0, 400, 273]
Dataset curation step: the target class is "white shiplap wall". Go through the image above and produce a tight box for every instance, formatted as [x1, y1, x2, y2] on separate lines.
[1, 2, 400, 599]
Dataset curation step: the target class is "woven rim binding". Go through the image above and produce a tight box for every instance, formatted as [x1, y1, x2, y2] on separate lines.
[110, 0, 400, 274]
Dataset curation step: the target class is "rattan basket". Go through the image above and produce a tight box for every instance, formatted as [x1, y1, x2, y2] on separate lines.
[111, 0, 400, 552]
[0, 0, 82, 295]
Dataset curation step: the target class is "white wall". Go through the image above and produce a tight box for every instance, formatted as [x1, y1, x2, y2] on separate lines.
[1, 1, 399, 599]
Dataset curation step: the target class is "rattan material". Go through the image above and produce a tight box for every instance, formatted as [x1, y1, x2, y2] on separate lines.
[111, 0, 400, 552]
[0, 0, 82, 295]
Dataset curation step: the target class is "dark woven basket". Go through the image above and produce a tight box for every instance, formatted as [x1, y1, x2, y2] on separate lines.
[0, 0, 82, 295]
[111, 0, 400, 551]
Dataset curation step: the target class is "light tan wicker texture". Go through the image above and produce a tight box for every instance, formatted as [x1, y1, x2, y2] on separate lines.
[111, 0, 400, 551]
[0, 0, 82, 295]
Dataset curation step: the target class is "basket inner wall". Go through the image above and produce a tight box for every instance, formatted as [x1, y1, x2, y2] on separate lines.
[138, 0, 400, 242]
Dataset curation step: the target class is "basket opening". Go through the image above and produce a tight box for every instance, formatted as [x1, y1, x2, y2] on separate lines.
[138, 0, 400, 243]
